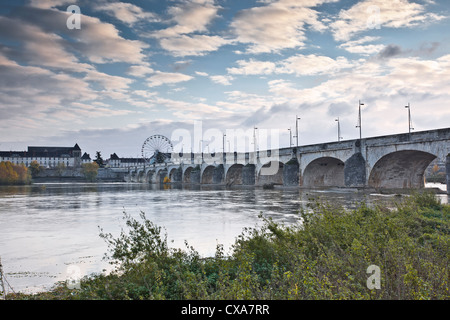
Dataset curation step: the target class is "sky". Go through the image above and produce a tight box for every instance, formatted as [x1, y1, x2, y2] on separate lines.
[0, 0, 449, 158]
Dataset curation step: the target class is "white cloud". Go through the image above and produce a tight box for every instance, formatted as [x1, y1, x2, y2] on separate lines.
[127, 64, 155, 77]
[152, 0, 220, 38]
[227, 59, 277, 75]
[230, 0, 336, 54]
[227, 54, 355, 77]
[159, 34, 230, 57]
[338, 36, 385, 55]
[147, 0, 227, 56]
[147, 71, 193, 87]
[330, 0, 446, 42]
[93, 1, 159, 25]
[278, 54, 355, 76]
[71, 14, 149, 64]
[210, 75, 234, 86]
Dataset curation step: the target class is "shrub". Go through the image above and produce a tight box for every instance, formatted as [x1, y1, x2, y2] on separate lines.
[11, 191, 449, 300]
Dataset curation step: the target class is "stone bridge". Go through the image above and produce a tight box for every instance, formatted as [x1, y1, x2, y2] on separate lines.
[123, 128, 450, 194]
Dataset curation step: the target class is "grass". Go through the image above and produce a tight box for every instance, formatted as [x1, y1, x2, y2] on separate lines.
[7, 191, 449, 300]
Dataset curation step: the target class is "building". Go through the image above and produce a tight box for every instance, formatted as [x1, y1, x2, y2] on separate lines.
[81, 152, 92, 164]
[106, 153, 145, 168]
[0, 143, 83, 168]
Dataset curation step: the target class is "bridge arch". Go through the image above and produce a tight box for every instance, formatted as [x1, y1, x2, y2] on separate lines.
[183, 165, 201, 184]
[201, 165, 215, 184]
[137, 170, 145, 183]
[368, 150, 436, 189]
[226, 164, 243, 185]
[183, 166, 193, 183]
[146, 170, 155, 183]
[302, 157, 345, 187]
[169, 167, 182, 182]
[155, 168, 168, 184]
[257, 161, 284, 185]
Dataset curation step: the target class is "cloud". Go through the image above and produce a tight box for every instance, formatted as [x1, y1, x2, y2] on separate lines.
[230, 0, 336, 54]
[2, 5, 149, 65]
[92, 1, 159, 25]
[147, 0, 227, 56]
[376, 44, 405, 59]
[338, 36, 385, 55]
[147, 71, 193, 87]
[152, 0, 220, 38]
[227, 54, 354, 77]
[127, 64, 155, 77]
[227, 59, 277, 75]
[264, 54, 450, 137]
[331, 0, 446, 42]
[210, 75, 234, 86]
[159, 34, 231, 57]
[277, 54, 355, 76]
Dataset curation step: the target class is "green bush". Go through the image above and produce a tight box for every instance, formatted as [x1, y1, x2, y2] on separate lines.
[11, 191, 449, 300]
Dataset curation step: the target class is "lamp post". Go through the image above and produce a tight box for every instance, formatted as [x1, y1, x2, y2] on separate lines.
[223, 133, 226, 153]
[253, 126, 258, 152]
[288, 128, 292, 147]
[405, 103, 414, 134]
[356, 100, 364, 139]
[335, 117, 342, 142]
[295, 116, 301, 147]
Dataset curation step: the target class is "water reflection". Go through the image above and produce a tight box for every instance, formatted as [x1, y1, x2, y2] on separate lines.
[0, 182, 447, 294]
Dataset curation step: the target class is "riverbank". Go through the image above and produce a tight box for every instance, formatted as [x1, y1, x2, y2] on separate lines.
[6, 191, 449, 300]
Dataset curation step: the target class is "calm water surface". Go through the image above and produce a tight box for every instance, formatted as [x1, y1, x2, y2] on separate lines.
[0, 182, 447, 294]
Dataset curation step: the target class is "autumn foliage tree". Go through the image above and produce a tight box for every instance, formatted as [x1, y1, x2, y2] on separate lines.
[82, 162, 99, 182]
[0, 161, 32, 185]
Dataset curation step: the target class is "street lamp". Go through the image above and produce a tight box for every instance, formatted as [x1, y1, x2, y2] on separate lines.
[405, 103, 414, 134]
[253, 126, 258, 152]
[223, 133, 226, 153]
[295, 116, 301, 147]
[288, 128, 292, 147]
[356, 100, 364, 139]
[335, 117, 343, 142]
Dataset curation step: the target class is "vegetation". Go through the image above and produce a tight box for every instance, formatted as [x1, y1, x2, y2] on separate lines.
[81, 162, 99, 182]
[29, 160, 43, 178]
[55, 162, 66, 177]
[94, 151, 104, 168]
[0, 161, 31, 185]
[7, 192, 449, 300]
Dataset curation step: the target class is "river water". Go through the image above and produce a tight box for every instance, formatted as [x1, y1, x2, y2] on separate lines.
[0, 182, 447, 294]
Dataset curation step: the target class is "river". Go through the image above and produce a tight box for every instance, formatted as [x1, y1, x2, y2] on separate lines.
[0, 182, 447, 294]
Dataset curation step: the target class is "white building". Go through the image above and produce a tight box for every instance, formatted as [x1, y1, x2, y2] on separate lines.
[0, 144, 82, 168]
[106, 153, 146, 168]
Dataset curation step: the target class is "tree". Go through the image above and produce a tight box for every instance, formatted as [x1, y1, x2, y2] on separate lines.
[0, 161, 31, 185]
[29, 160, 42, 178]
[82, 162, 99, 182]
[94, 151, 104, 168]
[56, 162, 66, 177]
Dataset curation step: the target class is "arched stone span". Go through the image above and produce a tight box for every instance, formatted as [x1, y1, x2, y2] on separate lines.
[226, 164, 243, 185]
[137, 171, 145, 183]
[155, 168, 168, 184]
[257, 161, 284, 185]
[302, 157, 345, 187]
[368, 150, 436, 189]
[169, 167, 182, 182]
[201, 166, 216, 184]
[146, 170, 155, 183]
[183, 166, 194, 183]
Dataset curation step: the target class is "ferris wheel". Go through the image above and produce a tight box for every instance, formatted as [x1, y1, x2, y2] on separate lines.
[141, 135, 173, 164]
